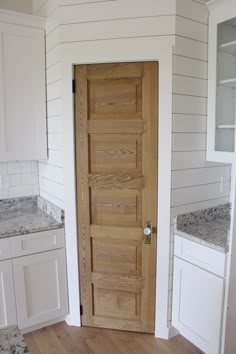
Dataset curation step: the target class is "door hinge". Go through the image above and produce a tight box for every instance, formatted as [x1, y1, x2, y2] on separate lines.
[72, 79, 76, 93]
[80, 304, 83, 316]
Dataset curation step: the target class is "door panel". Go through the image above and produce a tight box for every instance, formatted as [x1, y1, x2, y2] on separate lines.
[75, 62, 158, 333]
[89, 135, 142, 172]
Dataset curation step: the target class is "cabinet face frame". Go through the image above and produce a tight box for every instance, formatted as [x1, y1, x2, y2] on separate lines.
[207, 3, 236, 163]
[0, 260, 17, 329]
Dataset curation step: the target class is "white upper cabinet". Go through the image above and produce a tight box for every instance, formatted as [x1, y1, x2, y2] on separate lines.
[207, 0, 236, 163]
[0, 10, 47, 161]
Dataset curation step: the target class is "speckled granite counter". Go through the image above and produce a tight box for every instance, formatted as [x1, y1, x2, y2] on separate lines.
[0, 326, 29, 354]
[0, 196, 64, 239]
[174, 204, 231, 253]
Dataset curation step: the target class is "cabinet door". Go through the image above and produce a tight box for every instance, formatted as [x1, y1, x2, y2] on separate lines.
[207, 15, 236, 163]
[0, 22, 47, 161]
[13, 249, 68, 330]
[0, 260, 17, 329]
[172, 257, 224, 354]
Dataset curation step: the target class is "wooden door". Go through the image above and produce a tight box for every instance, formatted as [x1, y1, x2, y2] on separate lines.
[75, 62, 158, 333]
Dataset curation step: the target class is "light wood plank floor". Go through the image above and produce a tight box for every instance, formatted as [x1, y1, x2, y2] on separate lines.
[24, 322, 203, 354]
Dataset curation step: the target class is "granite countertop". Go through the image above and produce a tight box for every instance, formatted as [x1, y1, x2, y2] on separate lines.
[0, 326, 29, 354]
[174, 204, 231, 253]
[0, 196, 64, 239]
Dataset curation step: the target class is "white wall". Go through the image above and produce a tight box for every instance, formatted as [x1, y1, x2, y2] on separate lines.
[0, 0, 32, 14]
[33, 0, 176, 210]
[32, 0, 64, 208]
[172, 0, 230, 216]
[33, 1, 64, 208]
[33, 0, 231, 333]
[167, 0, 231, 327]
[34, 0, 231, 210]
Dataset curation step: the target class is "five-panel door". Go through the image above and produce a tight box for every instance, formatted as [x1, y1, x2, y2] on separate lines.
[75, 62, 158, 333]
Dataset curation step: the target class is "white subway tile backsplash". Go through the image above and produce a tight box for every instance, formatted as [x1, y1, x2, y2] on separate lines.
[0, 161, 39, 199]
[9, 185, 34, 198]
[0, 163, 7, 175]
[19, 162, 32, 174]
[9, 174, 21, 186]
[21, 173, 39, 186]
[0, 189, 9, 199]
[7, 162, 21, 174]
[31, 161, 39, 173]
[33, 184, 40, 195]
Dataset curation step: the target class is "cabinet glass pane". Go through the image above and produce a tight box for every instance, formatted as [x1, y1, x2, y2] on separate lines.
[216, 19, 236, 152]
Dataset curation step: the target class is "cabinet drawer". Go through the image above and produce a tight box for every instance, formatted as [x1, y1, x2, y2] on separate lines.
[11, 229, 65, 257]
[0, 238, 11, 261]
[174, 235, 226, 277]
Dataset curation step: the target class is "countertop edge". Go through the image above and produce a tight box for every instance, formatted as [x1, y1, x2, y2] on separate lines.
[0, 223, 64, 239]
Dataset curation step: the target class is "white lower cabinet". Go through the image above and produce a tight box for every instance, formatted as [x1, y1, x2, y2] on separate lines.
[13, 249, 68, 330]
[0, 260, 17, 329]
[172, 238, 225, 354]
[0, 229, 68, 332]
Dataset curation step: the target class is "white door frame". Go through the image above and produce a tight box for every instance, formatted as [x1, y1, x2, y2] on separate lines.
[62, 35, 174, 339]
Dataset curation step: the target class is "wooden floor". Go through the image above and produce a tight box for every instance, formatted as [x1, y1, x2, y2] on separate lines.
[24, 322, 203, 354]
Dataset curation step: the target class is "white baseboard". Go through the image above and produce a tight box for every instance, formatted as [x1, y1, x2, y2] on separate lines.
[168, 325, 179, 338]
[65, 314, 81, 327]
[155, 325, 179, 339]
[21, 316, 66, 334]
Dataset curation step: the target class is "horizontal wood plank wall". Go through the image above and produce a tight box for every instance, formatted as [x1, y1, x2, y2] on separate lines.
[33, 0, 176, 210]
[33, 0, 64, 208]
[168, 0, 231, 326]
[172, 0, 231, 216]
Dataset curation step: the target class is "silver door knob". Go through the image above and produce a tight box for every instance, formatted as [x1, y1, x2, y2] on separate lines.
[143, 222, 152, 244]
[144, 227, 152, 236]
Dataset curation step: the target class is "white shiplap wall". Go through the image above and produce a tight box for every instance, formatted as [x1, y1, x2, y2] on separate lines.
[33, 0, 176, 208]
[34, 0, 231, 211]
[172, 0, 230, 217]
[33, 0, 231, 331]
[33, 0, 64, 208]
[167, 0, 231, 325]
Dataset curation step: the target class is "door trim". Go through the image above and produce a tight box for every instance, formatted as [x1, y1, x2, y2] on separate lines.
[62, 36, 174, 339]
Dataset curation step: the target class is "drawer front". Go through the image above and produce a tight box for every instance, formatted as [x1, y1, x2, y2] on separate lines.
[11, 228, 65, 257]
[0, 238, 11, 261]
[174, 235, 226, 277]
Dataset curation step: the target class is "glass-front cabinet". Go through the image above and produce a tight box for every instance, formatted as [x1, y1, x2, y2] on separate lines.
[207, 1, 236, 163]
